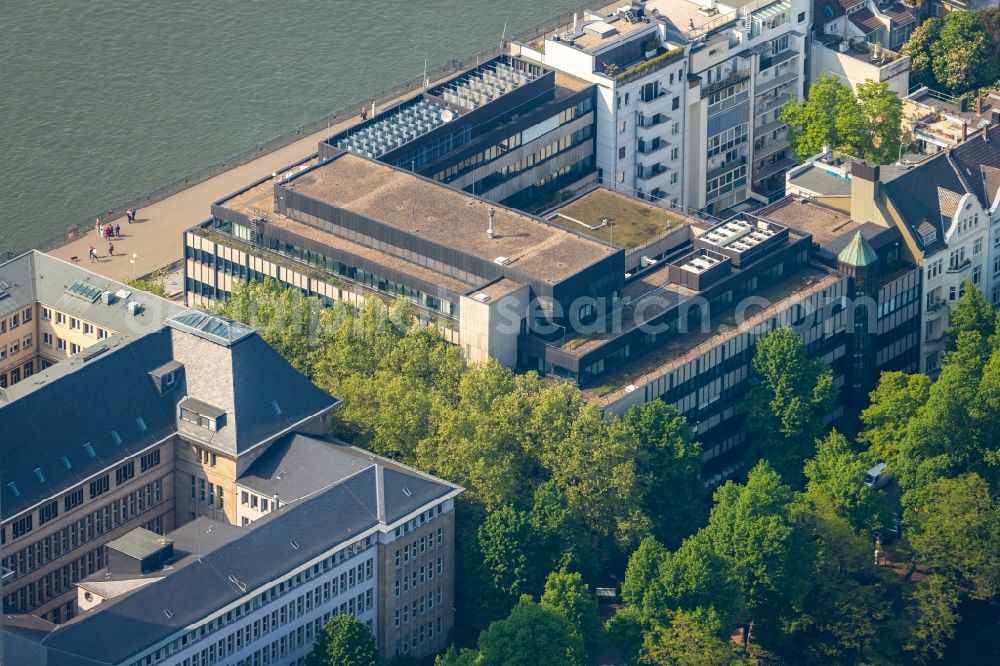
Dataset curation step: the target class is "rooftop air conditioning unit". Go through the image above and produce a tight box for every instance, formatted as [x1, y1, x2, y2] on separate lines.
[127, 301, 142, 316]
[101, 291, 115, 305]
[494, 256, 511, 266]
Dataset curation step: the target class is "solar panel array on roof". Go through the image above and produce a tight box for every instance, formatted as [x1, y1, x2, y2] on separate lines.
[66, 280, 102, 303]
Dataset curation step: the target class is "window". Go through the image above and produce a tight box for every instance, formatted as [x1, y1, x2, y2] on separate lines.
[9, 313, 18, 329]
[180, 407, 219, 431]
[70, 317, 80, 330]
[64, 488, 84, 512]
[115, 461, 135, 485]
[12, 515, 32, 539]
[798, 11, 805, 22]
[42, 332, 52, 346]
[42, 308, 51, 320]
[241, 491, 249, 506]
[974, 238, 983, 255]
[83, 323, 93, 335]
[22, 307, 31, 323]
[618, 146, 626, 159]
[141, 449, 161, 471]
[670, 172, 678, 184]
[89, 475, 109, 499]
[56, 312, 66, 325]
[39, 500, 58, 526]
[619, 120, 626, 133]
[672, 96, 679, 110]
[974, 265, 982, 285]
[671, 121, 680, 135]
[70, 343, 81, 355]
[670, 147, 679, 160]
[57, 338, 66, 352]
[616, 171, 625, 183]
[23, 335, 31, 350]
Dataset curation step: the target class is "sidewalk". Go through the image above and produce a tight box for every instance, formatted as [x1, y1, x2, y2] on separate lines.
[47, 80, 446, 282]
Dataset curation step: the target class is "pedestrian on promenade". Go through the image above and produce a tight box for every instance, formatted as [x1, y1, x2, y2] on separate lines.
[114, 223, 121, 238]
[95, 219, 101, 237]
[126, 208, 134, 224]
[108, 243, 114, 257]
[360, 107, 368, 121]
[89, 246, 96, 262]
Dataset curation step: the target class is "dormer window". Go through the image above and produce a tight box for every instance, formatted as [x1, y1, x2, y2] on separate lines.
[149, 361, 184, 396]
[921, 230, 936, 246]
[179, 397, 226, 432]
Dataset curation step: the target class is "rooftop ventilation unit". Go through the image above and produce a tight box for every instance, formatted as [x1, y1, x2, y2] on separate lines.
[494, 256, 511, 265]
[127, 301, 142, 316]
[101, 291, 115, 305]
[473, 293, 491, 303]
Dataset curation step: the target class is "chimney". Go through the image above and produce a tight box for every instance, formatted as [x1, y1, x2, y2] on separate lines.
[572, 12, 578, 33]
[488, 207, 496, 239]
[273, 493, 280, 510]
[850, 160, 883, 225]
[959, 95, 969, 113]
[962, 121, 968, 143]
[976, 97, 984, 114]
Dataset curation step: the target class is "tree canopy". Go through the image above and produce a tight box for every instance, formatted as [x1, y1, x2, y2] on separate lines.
[306, 615, 378, 666]
[781, 75, 904, 164]
[902, 10, 1000, 94]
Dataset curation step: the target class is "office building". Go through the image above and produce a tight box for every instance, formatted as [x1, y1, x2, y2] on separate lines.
[0, 251, 338, 624]
[320, 55, 599, 214]
[3, 435, 462, 665]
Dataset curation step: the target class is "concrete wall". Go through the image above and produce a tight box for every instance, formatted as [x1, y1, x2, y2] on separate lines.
[810, 42, 910, 97]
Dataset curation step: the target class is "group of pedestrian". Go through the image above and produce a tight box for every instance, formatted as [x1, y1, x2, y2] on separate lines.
[95, 221, 121, 240]
[126, 208, 137, 224]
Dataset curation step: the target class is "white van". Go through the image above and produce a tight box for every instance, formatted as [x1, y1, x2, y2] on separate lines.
[864, 462, 889, 490]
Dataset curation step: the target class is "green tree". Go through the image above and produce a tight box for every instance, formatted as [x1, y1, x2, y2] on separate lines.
[903, 473, 1000, 601]
[527, 481, 595, 583]
[701, 462, 813, 647]
[859, 372, 931, 470]
[624, 400, 705, 548]
[931, 10, 1000, 94]
[125, 277, 167, 297]
[782, 74, 857, 160]
[905, 574, 961, 665]
[640, 610, 749, 666]
[605, 607, 645, 666]
[435, 645, 478, 666]
[901, 17, 943, 89]
[306, 615, 378, 666]
[540, 568, 602, 656]
[782, 75, 904, 163]
[742, 328, 836, 481]
[477, 504, 536, 599]
[804, 430, 886, 535]
[947, 280, 995, 343]
[840, 80, 906, 164]
[475, 596, 588, 666]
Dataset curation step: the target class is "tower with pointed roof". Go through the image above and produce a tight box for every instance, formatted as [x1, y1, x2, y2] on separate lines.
[838, 231, 880, 403]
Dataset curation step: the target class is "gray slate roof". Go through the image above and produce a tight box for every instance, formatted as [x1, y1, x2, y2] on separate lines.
[883, 126, 1000, 257]
[34, 438, 461, 665]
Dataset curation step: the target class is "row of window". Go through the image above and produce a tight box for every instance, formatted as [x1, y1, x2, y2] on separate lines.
[0, 333, 32, 361]
[3, 544, 105, 614]
[131, 535, 378, 666]
[393, 505, 444, 538]
[140, 585, 374, 666]
[191, 476, 225, 510]
[0, 357, 38, 388]
[1, 479, 165, 609]
[3, 449, 162, 544]
[465, 125, 594, 196]
[0, 306, 32, 334]
[394, 527, 445, 567]
[394, 587, 444, 627]
[395, 617, 445, 657]
[706, 165, 748, 202]
[707, 122, 749, 158]
[393, 558, 444, 597]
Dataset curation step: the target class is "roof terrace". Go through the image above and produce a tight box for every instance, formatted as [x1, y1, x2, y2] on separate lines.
[546, 187, 696, 250]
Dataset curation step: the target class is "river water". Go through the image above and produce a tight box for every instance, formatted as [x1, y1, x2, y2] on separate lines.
[0, 0, 584, 252]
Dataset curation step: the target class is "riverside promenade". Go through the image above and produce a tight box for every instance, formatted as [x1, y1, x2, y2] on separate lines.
[45, 66, 471, 282]
[49, 107, 380, 282]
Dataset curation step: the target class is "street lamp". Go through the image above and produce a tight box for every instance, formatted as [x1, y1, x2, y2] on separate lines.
[130, 253, 138, 281]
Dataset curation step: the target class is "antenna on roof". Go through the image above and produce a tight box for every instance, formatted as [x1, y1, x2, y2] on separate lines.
[488, 207, 496, 239]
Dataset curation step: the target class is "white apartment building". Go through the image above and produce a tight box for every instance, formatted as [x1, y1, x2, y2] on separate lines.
[514, 0, 810, 215]
[514, 3, 690, 210]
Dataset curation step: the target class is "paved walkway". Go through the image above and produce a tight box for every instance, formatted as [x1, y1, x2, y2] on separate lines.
[47, 80, 447, 282]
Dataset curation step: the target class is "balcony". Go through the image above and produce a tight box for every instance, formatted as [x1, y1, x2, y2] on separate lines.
[638, 113, 667, 129]
[637, 139, 670, 158]
[637, 164, 669, 182]
[755, 117, 786, 136]
[706, 157, 747, 183]
[754, 134, 789, 160]
[702, 70, 751, 99]
[639, 91, 669, 109]
[946, 258, 971, 274]
[925, 298, 947, 320]
[614, 46, 687, 86]
[753, 156, 796, 181]
[755, 69, 799, 96]
[759, 91, 790, 116]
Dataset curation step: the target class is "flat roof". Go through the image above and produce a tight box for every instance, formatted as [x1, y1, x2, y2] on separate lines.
[571, 6, 658, 51]
[468, 277, 526, 301]
[549, 188, 695, 250]
[281, 153, 616, 284]
[788, 165, 853, 197]
[758, 198, 859, 246]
